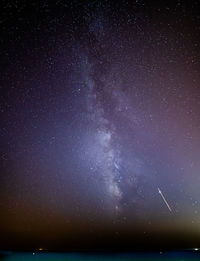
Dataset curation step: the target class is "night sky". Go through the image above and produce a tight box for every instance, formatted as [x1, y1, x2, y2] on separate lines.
[0, 0, 200, 251]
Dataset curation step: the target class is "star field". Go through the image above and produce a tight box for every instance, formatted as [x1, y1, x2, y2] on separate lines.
[0, 0, 200, 250]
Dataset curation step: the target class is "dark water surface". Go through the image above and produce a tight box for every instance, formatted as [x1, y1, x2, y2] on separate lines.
[0, 251, 200, 260]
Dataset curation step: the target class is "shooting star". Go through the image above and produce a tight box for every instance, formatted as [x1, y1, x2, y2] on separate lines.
[158, 187, 172, 212]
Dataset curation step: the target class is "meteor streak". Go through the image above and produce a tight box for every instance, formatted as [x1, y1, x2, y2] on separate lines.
[158, 187, 172, 212]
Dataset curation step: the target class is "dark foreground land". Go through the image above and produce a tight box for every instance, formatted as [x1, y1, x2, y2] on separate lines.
[0, 251, 200, 261]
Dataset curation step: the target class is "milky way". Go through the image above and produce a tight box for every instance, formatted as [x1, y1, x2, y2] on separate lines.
[79, 49, 145, 214]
